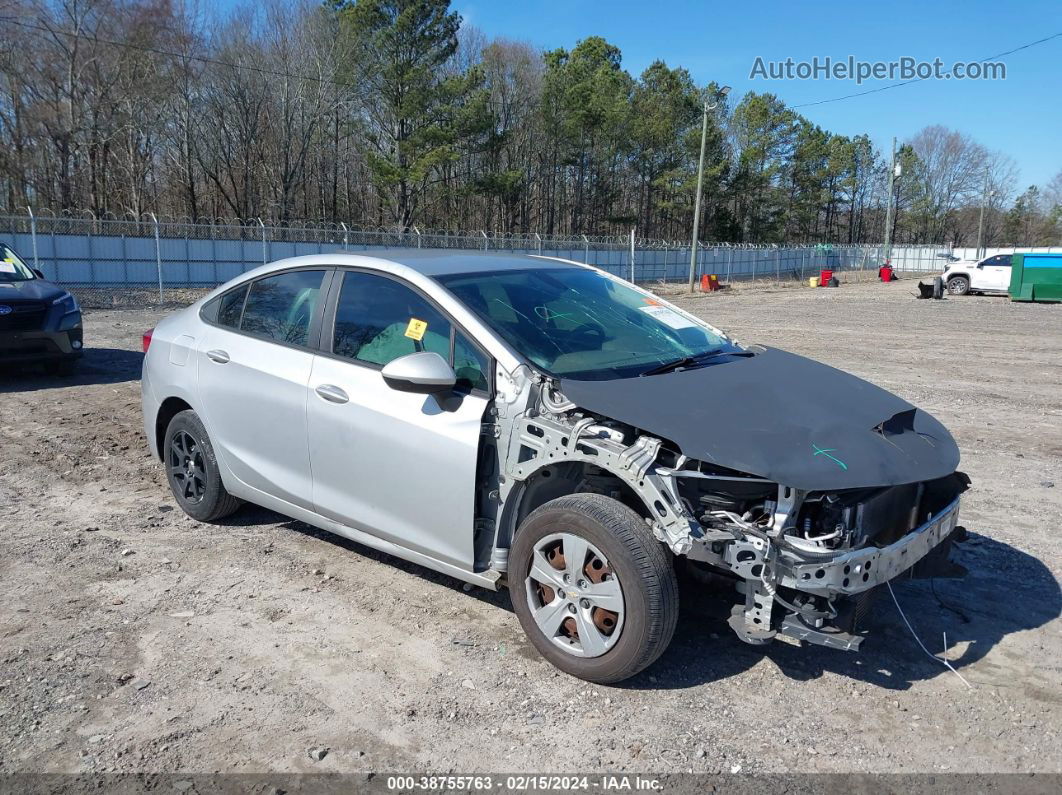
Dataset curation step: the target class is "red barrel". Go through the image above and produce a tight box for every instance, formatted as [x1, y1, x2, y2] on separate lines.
[819, 269, 833, 287]
[879, 265, 894, 282]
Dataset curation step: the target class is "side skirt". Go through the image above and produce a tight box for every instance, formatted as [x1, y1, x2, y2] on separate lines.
[226, 482, 503, 591]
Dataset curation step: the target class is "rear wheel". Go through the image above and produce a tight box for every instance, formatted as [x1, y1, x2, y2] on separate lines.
[509, 493, 679, 684]
[946, 275, 970, 296]
[163, 409, 240, 522]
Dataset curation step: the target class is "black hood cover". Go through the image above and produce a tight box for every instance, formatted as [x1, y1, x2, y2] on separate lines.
[559, 347, 959, 492]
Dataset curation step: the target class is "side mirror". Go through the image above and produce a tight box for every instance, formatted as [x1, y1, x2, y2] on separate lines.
[33, 269, 45, 279]
[381, 351, 456, 395]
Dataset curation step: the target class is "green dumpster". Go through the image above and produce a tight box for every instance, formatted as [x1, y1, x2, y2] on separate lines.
[1009, 252, 1062, 303]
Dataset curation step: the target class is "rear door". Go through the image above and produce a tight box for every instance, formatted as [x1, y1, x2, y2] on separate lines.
[306, 269, 492, 569]
[197, 268, 329, 509]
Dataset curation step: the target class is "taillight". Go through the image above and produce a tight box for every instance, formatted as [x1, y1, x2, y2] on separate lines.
[142, 329, 154, 352]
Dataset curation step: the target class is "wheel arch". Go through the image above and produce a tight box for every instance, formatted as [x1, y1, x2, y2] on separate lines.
[154, 396, 194, 461]
[499, 460, 654, 549]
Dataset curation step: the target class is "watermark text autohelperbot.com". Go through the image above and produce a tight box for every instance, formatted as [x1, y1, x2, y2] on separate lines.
[750, 56, 1005, 84]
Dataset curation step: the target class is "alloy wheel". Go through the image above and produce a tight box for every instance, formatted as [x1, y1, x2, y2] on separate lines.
[168, 429, 207, 504]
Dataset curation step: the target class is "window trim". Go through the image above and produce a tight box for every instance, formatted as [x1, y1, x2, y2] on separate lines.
[199, 267, 335, 354]
[320, 266, 494, 398]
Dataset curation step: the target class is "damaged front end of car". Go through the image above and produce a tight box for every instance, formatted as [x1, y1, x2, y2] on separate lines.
[672, 465, 969, 650]
[493, 349, 970, 653]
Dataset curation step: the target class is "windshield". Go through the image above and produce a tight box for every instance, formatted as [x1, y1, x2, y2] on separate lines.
[0, 244, 35, 282]
[437, 267, 738, 380]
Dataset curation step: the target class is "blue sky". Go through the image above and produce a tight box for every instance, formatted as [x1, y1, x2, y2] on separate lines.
[454, 0, 1062, 190]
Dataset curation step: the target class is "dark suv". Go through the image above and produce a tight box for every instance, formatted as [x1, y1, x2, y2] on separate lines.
[0, 243, 83, 374]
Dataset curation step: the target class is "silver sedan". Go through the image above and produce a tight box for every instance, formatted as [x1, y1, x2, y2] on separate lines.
[142, 250, 968, 683]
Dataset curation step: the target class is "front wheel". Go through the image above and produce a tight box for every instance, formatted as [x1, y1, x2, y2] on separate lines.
[509, 494, 679, 684]
[163, 409, 241, 522]
[946, 276, 970, 296]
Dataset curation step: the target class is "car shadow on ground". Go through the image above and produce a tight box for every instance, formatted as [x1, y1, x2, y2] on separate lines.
[226, 503, 1060, 693]
[224, 505, 516, 613]
[0, 347, 143, 392]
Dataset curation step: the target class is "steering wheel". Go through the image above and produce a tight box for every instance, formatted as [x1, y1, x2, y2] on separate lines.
[569, 321, 607, 343]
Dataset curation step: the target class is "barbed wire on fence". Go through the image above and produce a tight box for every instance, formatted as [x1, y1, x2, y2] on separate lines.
[0, 206, 988, 308]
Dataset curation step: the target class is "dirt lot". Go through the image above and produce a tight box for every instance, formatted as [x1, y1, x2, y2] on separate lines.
[1, 280, 1060, 778]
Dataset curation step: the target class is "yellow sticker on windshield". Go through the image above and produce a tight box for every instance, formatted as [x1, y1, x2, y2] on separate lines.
[404, 318, 428, 341]
[2, 257, 13, 264]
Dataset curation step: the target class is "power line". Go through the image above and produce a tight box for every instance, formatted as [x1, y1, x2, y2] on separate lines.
[1, 16, 362, 94]
[1, 15, 515, 109]
[792, 32, 1062, 109]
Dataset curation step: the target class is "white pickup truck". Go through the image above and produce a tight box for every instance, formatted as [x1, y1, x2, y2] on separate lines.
[941, 253, 1013, 296]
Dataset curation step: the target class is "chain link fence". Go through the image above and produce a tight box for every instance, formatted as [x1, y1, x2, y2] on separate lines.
[1, 209, 954, 308]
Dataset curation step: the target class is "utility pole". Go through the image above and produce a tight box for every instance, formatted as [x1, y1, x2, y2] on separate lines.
[976, 168, 990, 259]
[688, 86, 730, 292]
[883, 137, 897, 265]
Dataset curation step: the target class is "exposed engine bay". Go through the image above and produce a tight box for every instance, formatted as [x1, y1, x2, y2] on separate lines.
[489, 370, 970, 652]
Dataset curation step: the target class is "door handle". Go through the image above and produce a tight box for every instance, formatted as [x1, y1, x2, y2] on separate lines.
[205, 349, 230, 364]
[315, 384, 349, 404]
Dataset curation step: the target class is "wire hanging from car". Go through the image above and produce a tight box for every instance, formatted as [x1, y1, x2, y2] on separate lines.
[886, 581, 972, 689]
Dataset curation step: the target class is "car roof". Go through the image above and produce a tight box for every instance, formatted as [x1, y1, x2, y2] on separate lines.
[339, 249, 585, 277]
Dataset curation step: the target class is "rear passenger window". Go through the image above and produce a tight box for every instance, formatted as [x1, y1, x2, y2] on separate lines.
[241, 270, 325, 347]
[216, 284, 247, 329]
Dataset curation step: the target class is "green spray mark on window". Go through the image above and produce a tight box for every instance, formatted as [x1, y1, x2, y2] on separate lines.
[812, 444, 848, 471]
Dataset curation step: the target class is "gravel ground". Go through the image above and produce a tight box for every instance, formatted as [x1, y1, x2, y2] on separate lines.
[0, 280, 1059, 777]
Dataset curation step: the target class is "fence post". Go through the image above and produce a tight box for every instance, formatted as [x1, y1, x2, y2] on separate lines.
[535, 232, 542, 254]
[726, 247, 733, 284]
[258, 218, 267, 264]
[582, 234, 589, 264]
[150, 212, 163, 302]
[340, 222, 349, 250]
[413, 226, 421, 249]
[481, 230, 488, 250]
[25, 207, 39, 271]
[629, 228, 635, 282]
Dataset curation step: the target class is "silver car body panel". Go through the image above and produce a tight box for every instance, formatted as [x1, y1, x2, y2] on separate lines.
[197, 323, 317, 510]
[306, 351, 488, 570]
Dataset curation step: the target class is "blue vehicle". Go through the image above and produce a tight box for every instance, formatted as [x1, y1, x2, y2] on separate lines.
[0, 242, 83, 374]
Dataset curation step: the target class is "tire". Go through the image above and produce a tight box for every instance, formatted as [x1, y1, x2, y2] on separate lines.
[946, 275, 970, 296]
[509, 493, 679, 684]
[933, 276, 944, 300]
[163, 409, 241, 522]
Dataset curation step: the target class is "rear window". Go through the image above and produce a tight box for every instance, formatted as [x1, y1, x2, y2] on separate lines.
[241, 270, 326, 346]
[216, 285, 248, 328]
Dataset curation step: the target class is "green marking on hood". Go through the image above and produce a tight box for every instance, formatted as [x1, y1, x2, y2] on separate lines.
[811, 444, 848, 471]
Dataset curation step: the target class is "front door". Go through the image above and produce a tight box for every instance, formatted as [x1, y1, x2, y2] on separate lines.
[306, 270, 491, 569]
[978, 254, 1013, 291]
[197, 268, 328, 510]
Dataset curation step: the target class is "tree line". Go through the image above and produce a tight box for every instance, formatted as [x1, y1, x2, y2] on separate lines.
[2, 0, 1060, 246]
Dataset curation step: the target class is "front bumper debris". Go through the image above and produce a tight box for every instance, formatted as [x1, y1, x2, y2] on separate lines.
[782, 496, 962, 596]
